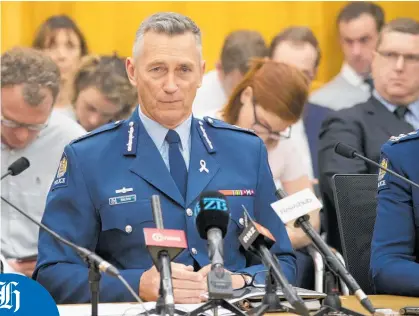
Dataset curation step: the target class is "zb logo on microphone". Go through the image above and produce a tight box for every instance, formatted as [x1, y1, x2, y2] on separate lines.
[202, 198, 228, 211]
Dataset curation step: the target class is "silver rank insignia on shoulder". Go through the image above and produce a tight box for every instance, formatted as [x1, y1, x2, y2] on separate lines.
[390, 133, 407, 142]
[124, 121, 138, 156]
[127, 122, 135, 152]
[198, 120, 214, 151]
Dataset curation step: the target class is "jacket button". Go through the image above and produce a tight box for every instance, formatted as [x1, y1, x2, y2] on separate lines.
[191, 248, 198, 255]
[125, 225, 133, 233]
[186, 208, 193, 217]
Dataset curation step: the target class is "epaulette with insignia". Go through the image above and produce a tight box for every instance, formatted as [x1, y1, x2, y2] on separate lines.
[203, 116, 256, 136]
[388, 130, 419, 145]
[71, 120, 124, 144]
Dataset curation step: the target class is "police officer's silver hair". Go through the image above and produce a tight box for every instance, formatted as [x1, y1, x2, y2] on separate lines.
[132, 12, 202, 59]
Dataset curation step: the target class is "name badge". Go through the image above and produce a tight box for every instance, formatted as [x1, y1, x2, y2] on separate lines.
[109, 194, 137, 205]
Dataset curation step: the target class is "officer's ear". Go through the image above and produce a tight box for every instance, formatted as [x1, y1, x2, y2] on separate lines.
[126, 57, 137, 86]
[240, 86, 253, 105]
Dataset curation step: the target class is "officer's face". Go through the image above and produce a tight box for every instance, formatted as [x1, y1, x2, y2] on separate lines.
[372, 31, 419, 105]
[1, 85, 53, 149]
[126, 31, 205, 129]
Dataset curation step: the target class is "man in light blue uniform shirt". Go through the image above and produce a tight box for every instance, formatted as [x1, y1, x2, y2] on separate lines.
[34, 12, 296, 304]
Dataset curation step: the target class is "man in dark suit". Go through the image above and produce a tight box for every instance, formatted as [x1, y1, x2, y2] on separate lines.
[318, 17, 419, 252]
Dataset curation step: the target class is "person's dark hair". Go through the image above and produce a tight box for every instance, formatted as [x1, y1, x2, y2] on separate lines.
[1, 47, 60, 106]
[220, 30, 268, 75]
[32, 15, 88, 56]
[72, 54, 137, 119]
[337, 2, 385, 32]
[377, 17, 419, 48]
[269, 26, 321, 68]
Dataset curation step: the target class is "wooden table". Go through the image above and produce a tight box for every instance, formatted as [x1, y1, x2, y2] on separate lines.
[58, 295, 418, 315]
[272, 295, 418, 315]
[338, 295, 418, 314]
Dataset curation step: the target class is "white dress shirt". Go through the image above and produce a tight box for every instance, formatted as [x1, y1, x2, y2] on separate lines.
[1, 111, 86, 259]
[193, 70, 227, 119]
[310, 63, 371, 111]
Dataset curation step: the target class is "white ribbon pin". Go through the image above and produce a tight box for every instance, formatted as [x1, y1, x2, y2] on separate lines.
[199, 160, 209, 173]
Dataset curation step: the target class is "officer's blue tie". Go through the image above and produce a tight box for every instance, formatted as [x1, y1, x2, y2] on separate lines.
[166, 130, 188, 199]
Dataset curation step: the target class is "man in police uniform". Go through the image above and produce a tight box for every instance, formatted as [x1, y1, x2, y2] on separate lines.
[370, 130, 419, 296]
[34, 12, 296, 304]
[1, 47, 86, 277]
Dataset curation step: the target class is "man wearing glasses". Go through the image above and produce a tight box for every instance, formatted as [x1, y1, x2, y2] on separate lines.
[318, 18, 419, 253]
[1, 47, 85, 276]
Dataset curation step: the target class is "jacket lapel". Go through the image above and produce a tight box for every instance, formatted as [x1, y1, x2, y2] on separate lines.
[366, 97, 415, 138]
[127, 108, 184, 207]
[185, 119, 220, 207]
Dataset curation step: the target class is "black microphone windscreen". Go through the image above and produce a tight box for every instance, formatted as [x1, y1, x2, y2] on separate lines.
[275, 188, 288, 200]
[334, 142, 357, 159]
[196, 191, 230, 239]
[8, 157, 30, 176]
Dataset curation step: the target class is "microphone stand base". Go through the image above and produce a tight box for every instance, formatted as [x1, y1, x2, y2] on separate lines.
[247, 269, 291, 316]
[144, 296, 187, 316]
[187, 299, 247, 316]
[247, 301, 290, 316]
[144, 307, 187, 316]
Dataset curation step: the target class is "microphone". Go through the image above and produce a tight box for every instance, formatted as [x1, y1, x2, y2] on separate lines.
[196, 191, 233, 298]
[0, 196, 148, 314]
[238, 206, 310, 316]
[272, 188, 376, 314]
[1, 157, 30, 180]
[334, 142, 419, 190]
[143, 195, 187, 316]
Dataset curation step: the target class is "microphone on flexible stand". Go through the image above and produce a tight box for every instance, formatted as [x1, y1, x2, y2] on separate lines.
[1, 157, 149, 316]
[142, 195, 188, 316]
[334, 142, 419, 190]
[188, 191, 247, 316]
[239, 206, 310, 316]
[272, 188, 375, 315]
[1, 157, 30, 179]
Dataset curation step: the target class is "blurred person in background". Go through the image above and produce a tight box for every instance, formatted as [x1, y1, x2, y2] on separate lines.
[319, 18, 419, 253]
[1, 47, 85, 277]
[209, 59, 319, 289]
[193, 30, 268, 118]
[310, 1, 385, 110]
[33, 15, 88, 109]
[269, 26, 332, 180]
[57, 54, 137, 132]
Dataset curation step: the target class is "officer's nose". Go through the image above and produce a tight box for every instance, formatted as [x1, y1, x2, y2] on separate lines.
[163, 73, 179, 94]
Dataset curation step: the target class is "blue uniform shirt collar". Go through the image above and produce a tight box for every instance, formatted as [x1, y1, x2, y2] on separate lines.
[137, 105, 192, 151]
[373, 90, 419, 121]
